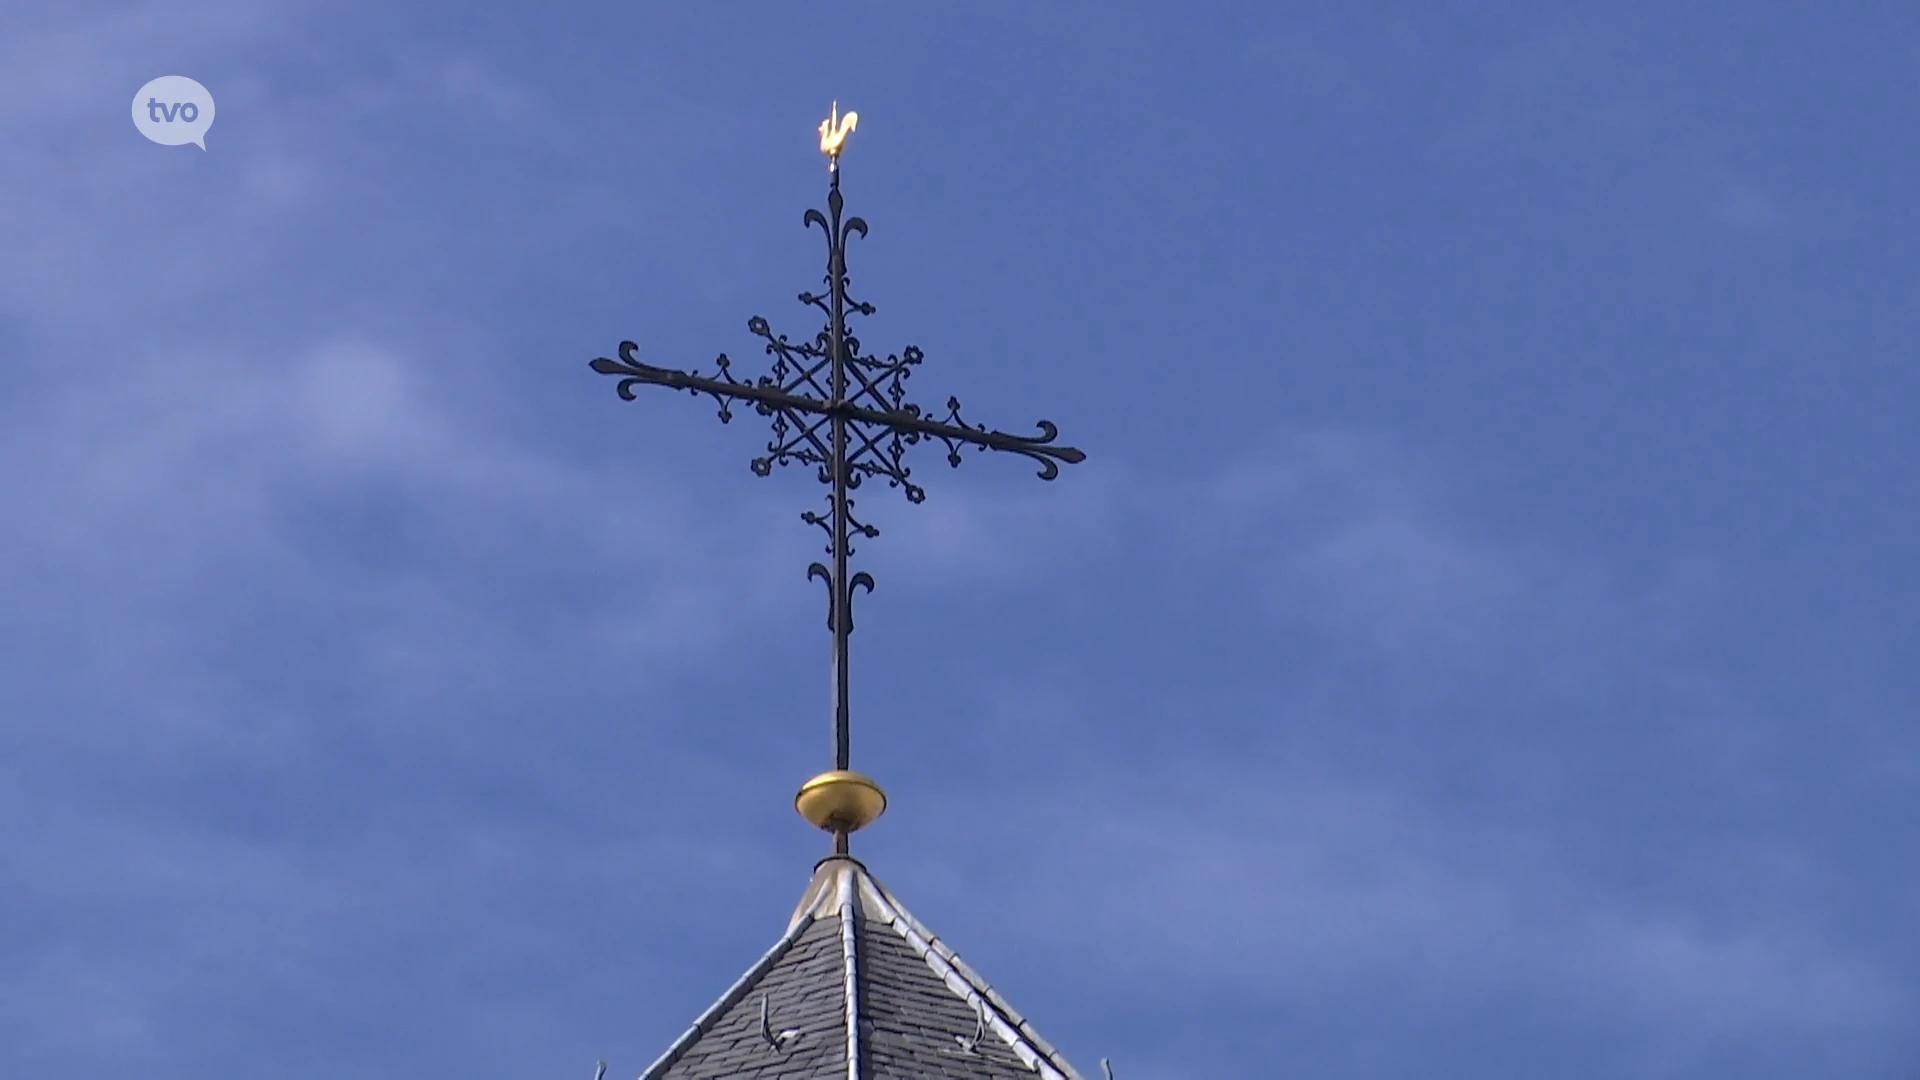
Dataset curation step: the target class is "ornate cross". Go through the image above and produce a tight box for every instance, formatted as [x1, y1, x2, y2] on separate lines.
[589, 106, 1084, 844]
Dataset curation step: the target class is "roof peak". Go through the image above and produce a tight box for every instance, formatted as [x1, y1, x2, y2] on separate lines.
[638, 857, 1090, 1079]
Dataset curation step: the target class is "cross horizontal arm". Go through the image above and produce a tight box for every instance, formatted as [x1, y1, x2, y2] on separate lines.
[590, 342, 790, 416]
[858, 396, 1086, 476]
[590, 341, 1086, 478]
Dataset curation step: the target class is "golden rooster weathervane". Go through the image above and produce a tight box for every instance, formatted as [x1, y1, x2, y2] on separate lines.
[819, 101, 857, 170]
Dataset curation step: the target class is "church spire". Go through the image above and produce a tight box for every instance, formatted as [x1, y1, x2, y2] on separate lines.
[589, 106, 1085, 856]
[582, 106, 1095, 1079]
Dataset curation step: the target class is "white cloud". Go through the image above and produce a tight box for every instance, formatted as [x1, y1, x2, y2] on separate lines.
[0, 330, 807, 787]
[867, 430, 1907, 1065]
[905, 751, 1907, 1052]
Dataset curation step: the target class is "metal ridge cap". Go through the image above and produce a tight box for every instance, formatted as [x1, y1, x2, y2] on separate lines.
[836, 865, 862, 1080]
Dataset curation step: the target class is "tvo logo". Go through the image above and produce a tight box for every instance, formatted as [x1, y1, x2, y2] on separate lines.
[132, 76, 215, 149]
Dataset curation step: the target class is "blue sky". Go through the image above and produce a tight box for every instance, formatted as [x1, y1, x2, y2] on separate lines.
[3, 2, 1916, 1077]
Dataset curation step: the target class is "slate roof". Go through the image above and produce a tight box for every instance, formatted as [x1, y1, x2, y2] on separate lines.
[638, 855, 1091, 1080]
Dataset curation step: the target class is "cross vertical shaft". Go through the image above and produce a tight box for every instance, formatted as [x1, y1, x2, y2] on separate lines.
[826, 168, 854, 774]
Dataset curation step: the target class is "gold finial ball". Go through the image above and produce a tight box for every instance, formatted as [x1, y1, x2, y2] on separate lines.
[795, 770, 887, 833]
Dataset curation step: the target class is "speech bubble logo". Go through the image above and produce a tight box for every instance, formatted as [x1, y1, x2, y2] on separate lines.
[132, 75, 216, 150]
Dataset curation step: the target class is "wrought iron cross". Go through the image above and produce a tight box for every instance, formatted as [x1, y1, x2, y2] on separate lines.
[589, 106, 1084, 774]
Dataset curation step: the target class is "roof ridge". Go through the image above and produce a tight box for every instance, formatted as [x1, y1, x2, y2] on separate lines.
[637, 911, 818, 1080]
[835, 865, 861, 1080]
[855, 869, 1089, 1080]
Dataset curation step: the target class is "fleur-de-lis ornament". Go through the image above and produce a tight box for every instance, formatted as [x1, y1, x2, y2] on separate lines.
[818, 101, 857, 168]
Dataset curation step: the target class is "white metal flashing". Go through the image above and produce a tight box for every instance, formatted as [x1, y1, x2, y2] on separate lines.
[836, 866, 862, 1080]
